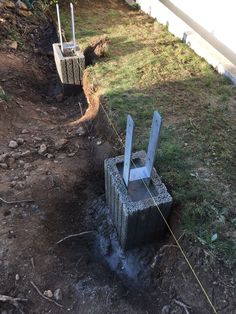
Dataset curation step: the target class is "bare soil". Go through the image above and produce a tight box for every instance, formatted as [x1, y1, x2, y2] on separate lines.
[0, 4, 235, 314]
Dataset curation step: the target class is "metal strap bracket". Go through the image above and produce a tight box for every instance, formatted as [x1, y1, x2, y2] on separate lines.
[56, 3, 77, 54]
[123, 111, 162, 187]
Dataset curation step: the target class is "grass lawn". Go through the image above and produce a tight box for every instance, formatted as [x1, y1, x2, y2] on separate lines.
[59, 0, 236, 271]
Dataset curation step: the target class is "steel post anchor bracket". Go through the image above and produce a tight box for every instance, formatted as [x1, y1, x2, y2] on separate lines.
[123, 111, 162, 187]
[56, 2, 77, 54]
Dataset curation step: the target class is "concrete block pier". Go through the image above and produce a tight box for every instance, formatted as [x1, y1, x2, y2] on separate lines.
[104, 151, 172, 249]
[53, 43, 85, 86]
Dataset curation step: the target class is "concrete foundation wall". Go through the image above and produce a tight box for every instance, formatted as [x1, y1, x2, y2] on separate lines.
[129, 0, 236, 84]
[104, 151, 172, 249]
[53, 43, 85, 85]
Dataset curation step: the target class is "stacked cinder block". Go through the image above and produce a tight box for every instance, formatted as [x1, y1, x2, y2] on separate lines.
[53, 43, 85, 86]
[104, 151, 172, 249]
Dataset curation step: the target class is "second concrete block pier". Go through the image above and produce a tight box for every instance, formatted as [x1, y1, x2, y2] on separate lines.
[104, 151, 172, 249]
[53, 43, 85, 86]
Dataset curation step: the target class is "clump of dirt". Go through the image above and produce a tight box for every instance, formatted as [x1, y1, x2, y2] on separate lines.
[84, 35, 110, 66]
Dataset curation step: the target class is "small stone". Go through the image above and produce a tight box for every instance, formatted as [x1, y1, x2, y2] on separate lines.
[9, 41, 18, 50]
[23, 171, 29, 177]
[76, 126, 86, 136]
[96, 140, 102, 146]
[18, 9, 32, 17]
[68, 152, 75, 157]
[55, 139, 68, 150]
[0, 163, 8, 169]
[46, 154, 54, 159]
[38, 143, 47, 154]
[44, 290, 53, 298]
[54, 288, 62, 301]
[19, 160, 24, 166]
[16, 0, 28, 10]
[15, 274, 20, 281]
[34, 137, 42, 141]
[16, 0, 32, 17]
[16, 138, 24, 145]
[21, 129, 29, 134]
[9, 140, 18, 149]
[57, 153, 67, 159]
[21, 150, 31, 157]
[11, 152, 21, 159]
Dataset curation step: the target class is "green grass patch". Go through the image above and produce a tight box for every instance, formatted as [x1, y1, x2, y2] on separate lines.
[2, 29, 24, 48]
[0, 87, 10, 102]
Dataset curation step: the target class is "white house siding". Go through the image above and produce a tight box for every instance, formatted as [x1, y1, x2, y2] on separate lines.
[134, 0, 236, 84]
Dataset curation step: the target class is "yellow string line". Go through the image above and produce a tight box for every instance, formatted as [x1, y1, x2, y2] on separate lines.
[100, 104, 218, 314]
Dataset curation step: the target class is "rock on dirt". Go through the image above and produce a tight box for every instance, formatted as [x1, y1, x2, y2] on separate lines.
[38, 143, 47, 154]
[46, 153, 54, 159]
[16, 0, 27, 9]
[9, 41, 17, 50]
[15, 0, 32, 17]
[11, 152, 21, 159]
[21, 129, 29, 134]
[54, 288, 62, 301]
[0, 162, 8, 169]
[34, 137, 42, 141]
[19, 159, 24, 166]
[21, 150, 31, 157]
[43, 290, 53, 298]
[9, 140, 18, 148]
[16, 137, 24, 145]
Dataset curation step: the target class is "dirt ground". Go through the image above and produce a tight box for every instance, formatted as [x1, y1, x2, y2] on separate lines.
[0, 3, 235, 314]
